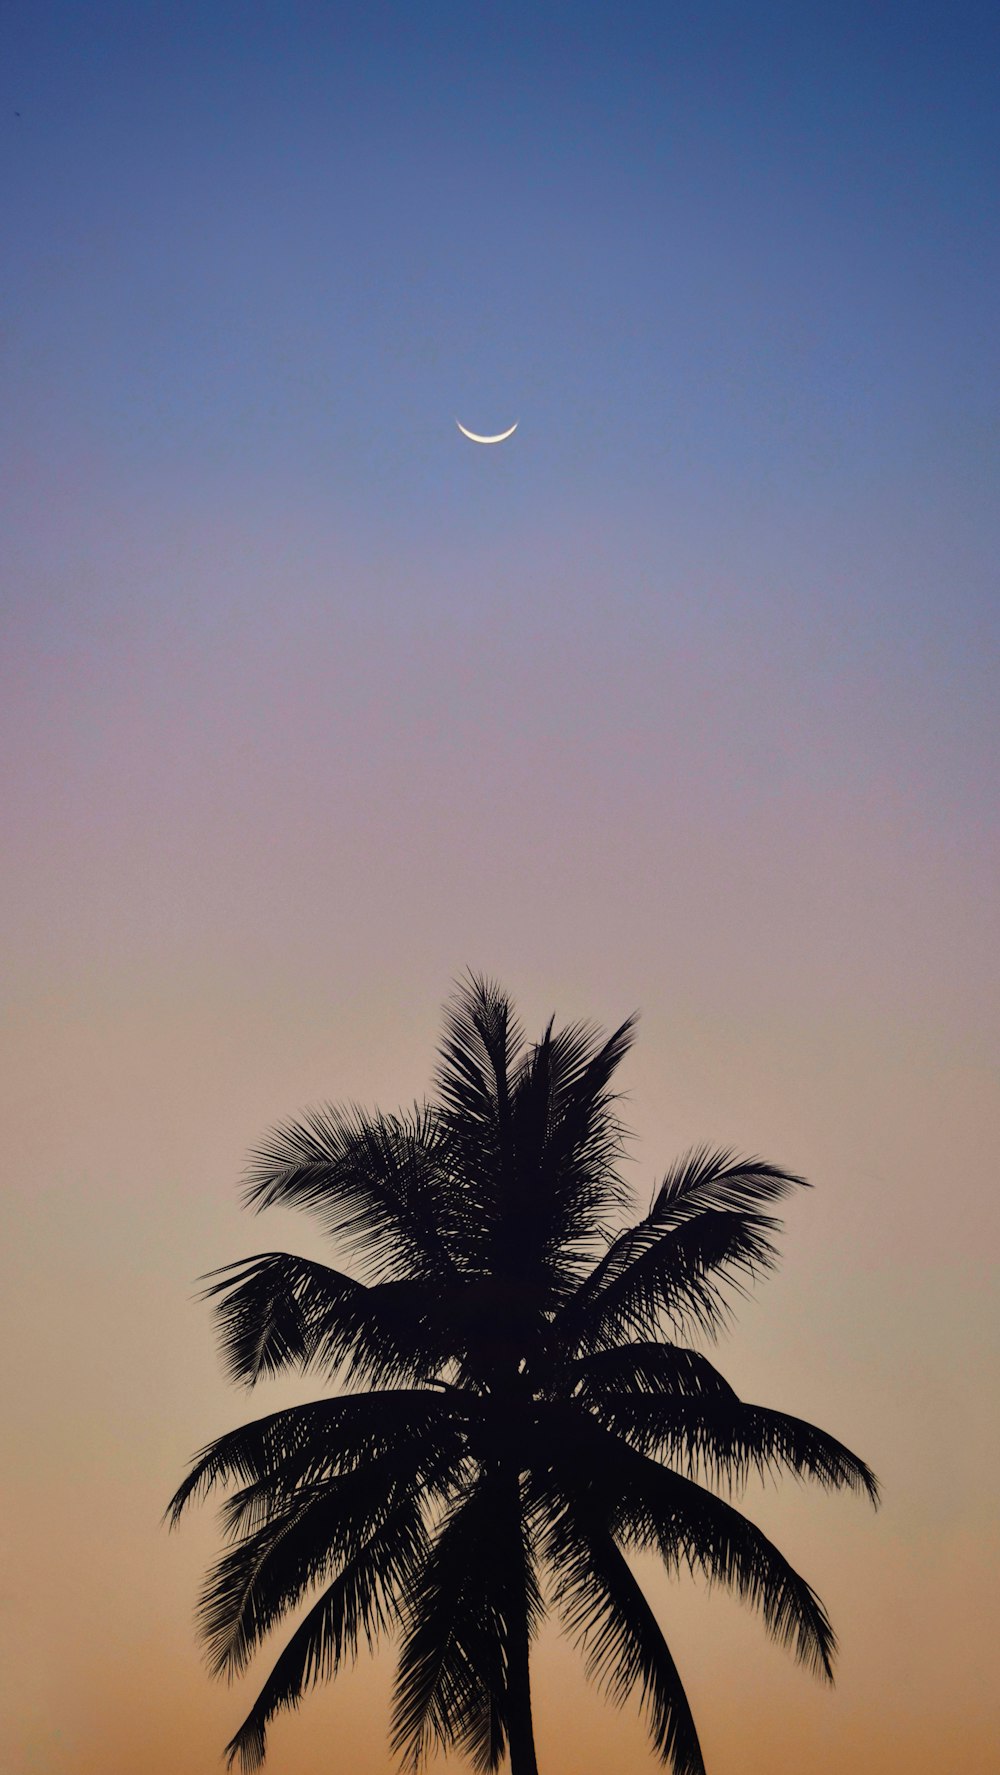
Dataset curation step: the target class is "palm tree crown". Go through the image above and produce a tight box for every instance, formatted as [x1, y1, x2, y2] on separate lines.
[168, 976, 878, 1775]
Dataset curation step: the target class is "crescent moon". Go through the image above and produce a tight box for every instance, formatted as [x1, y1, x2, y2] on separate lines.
[455, 418, 518, 445]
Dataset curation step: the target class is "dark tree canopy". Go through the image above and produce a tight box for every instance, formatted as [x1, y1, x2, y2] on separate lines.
[168, 975, 877, 1775]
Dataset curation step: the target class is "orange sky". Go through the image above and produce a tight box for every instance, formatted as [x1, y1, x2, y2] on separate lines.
[3, 948, 996, 1774]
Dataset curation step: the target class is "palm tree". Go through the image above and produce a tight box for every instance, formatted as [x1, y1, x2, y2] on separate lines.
[168, 975, 877, 1775]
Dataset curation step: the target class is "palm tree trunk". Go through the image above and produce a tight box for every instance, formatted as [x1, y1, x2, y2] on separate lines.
[504, 1459, 539, 1775]
[506, 1592, 539, 1775]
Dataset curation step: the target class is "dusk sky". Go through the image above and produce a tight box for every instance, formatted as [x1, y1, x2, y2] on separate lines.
[2, 6, 997, 1775]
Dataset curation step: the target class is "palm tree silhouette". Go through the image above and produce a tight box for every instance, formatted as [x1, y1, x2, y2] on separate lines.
[168, 975, 877, 1775]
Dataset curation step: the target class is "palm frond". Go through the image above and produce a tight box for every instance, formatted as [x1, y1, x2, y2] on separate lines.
[435, 973, 523, 1129]
[539, 1481, 705, 1775]
[165, 1389, 462, 1526]
[656, 1148, 805, 1221]
[223, 1485, 429, 1772]
[201, 1481, 343, 1678]
[199, 1254, 365, 1386]
[432, 975, 523, 1273]
[561, 1150, 805, 1348]
[200, 1422, 470, 1678]
[587, 1394, 880, 1504]
[572, 1342, 738, 1401]
[201, 1255, 472, 1391]
[243, 1103, 457, 1285]
[625, 1455, 834, 1678]
[507, 1015, 638, 1291]
[541, 1406, 836, 1680]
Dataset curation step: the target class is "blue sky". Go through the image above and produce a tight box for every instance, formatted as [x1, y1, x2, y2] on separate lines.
[4, 4, 996, 874]
[5, 3, 997, 527]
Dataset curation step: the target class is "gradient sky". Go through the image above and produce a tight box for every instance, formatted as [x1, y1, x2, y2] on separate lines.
[2, 6, 998, 1775]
